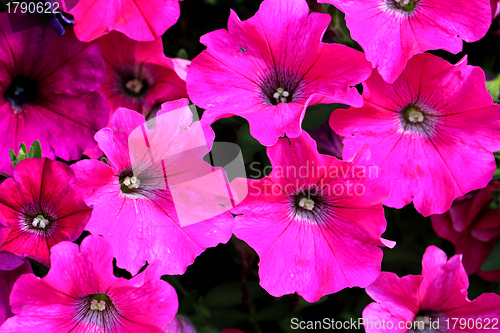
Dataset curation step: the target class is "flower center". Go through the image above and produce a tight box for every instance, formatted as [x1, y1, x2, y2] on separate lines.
[126, 79, 143, 94]
[414, 315, 430, 329]
[273, 87, 291, 104]
[408, 310, 445, 333]
[118, 167, 144, 195]
[4, 76, 39, 108]
[90, 299, 106, 311]
[397, 101, 438, 137]
[386, 0, 419, 12]
[289, 186, 333, 224]
[75, 293, 120, 330]
[20, 205, 57, 235]
[259, 68, 302, 106]
[122, 176, 140, 189]
[32, 215, 49, 229]
[298, 197, 315, 211]
[406, 107, 424, 123]
[124, 77, 149, 97]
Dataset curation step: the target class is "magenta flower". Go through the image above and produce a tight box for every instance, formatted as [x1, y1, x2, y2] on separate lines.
[187, 0, 371, 146]
[320, 0, 492, 83]
[363, 246, 500, 333]
[0, 158, 92, 266]
[0, 235, 178, 332]
[0, 252, 25, 271]
[69, 0, 180, 42]
[431, 181, 500, 282]
[231, 132, 393, 302]
[71, 100, 234, 275]
[0, 16, 109, 175]
[0, 260, 32, 327]
[330, 53, 500, 217]
[98, 31, 189, 119]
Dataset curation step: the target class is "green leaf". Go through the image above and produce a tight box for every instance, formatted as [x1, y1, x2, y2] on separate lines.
[99, 156, 110, 166]
[486, 74, 500, 103]
[494, 151, 500, 180]
[481, 239, 500, 271]
[237, 122, 265, 164]
[9, 141, 43, 168]
[9, 149, 16, 163]
[20, 143, 27, 154]
[178, 289, 199, 314]
[10, 143, 28, 168]
[27, 140, 42, 158]
[176, 48, 189, 60]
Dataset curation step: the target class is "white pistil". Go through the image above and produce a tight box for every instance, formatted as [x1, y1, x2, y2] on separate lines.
[32, 215, 49, 229]
[90, 299, 106, 311]
[123, 176, 140, 189]
[414, 315, 431, 328]
[408, 110, 424, 123]
[395, 0, 410, 4]
[13, 86, 24, 96]
[299, 197, 315, 211]
[125, 79, 144, 94]
[273, 87, 290, 104]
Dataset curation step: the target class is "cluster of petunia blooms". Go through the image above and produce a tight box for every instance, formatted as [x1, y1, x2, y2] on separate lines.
[1, 0, 500, 331]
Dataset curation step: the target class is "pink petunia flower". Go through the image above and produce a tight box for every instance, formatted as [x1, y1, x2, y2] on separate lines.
[0, 15, 109, 175]
[71, 99, 235, 275]
[69, 0, 181, 42]
[0, 252, 25, 271]
[231, 132, 393, 302]
[330, 53, 500, 217]
[187, 0, 371, 146]
[431, 181, 500, 282]
[363, 246, 500, 333]
[0, 260, 32, 327]
[320, 0, 492, 83]
[0, 158, 92, 266]
[98, 31, 189, 119]
[0, 235, 178, 332]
